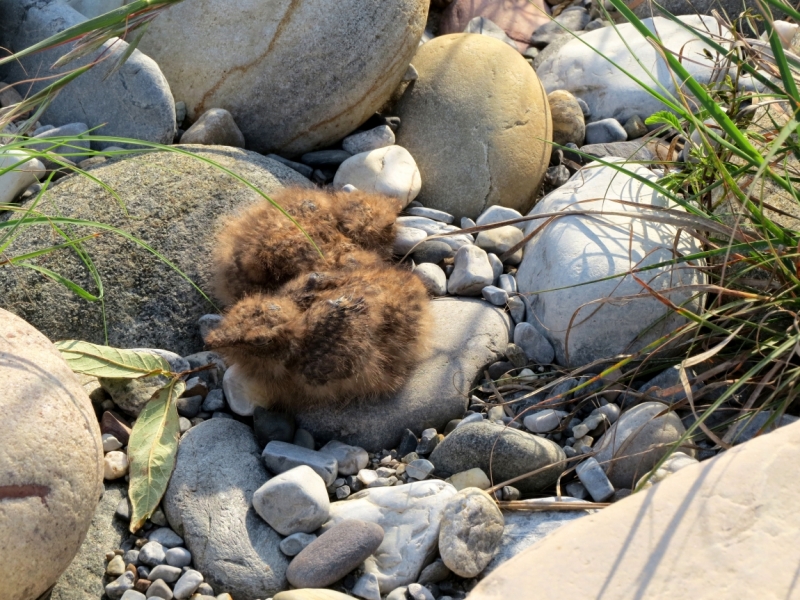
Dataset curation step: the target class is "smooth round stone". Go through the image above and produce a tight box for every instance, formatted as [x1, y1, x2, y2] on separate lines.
[447, 246, 494, 296]
[252, 465, 330, 536]
[105, 571, 135, 599]
[548, 90, 585, 146]
[318, 440, 369, 476]
[286, 520, 385, 588]
[476, 205, 524, 230]
[279, 532, 317, 557]
[119, 590, 146, 600]
[165, 547, 192, 568]
[222, 364, 257, 417]
[333, 145, 422, 207]
[138, 0, 428, 155]
[430, 421, 566, 494]
[524, 409, 565, 433]
[413, 263, 447, 296]
[394, 226, 428, 255]
[173, 569, 203, 599]
[179, 108, 245, 148]
[439, 489, 504, 577]
[395, 34, 551, 220]
[103, 450, 129, 480]
[143, 579, 171, 598]
[584, 118, 627, 144]
[513, 322, 555, 365]
[147, 527, 184, 548]
[405, 459, 435, 481]
[352, 572, 382, 600]
[106, 555, 126, 577]
[139, 541, 167, 567]
[498, 274, 517, 294]
[149, 564, 183, 582]
[343, 125, 396, 155]
[0, 150, 45, 204]
[411, 240, 455, 264]
[481, 285, 508, 307]
[475, 226, 524, 265]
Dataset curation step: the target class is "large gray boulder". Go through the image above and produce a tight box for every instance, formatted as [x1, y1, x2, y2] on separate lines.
[515, 161, 705, 367]
[537, 16, 744, 125]
[0, 308, 104, 600]
[0, 0, 175, 149]
[164, 418, 289, 600]
[0, 146, 311, 355]
[137, 0, 428, 155]
[296, 298, 512, 452]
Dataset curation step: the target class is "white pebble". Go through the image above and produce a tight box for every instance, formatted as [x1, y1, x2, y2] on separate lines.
[102, 433, 123, 453]
[103, 451, 129, 480]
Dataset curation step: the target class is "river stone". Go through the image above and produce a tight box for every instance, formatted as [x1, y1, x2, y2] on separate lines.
[594, 401, 692, 489]
[439, 0, 551, 52]
[429, 421, 566, 494]
[296, 298, 511, 452]
[470, 420, 800, 599]
[395, 34, 552, 221]
[537, 16, 745, 125]
[439, 489, 504, 577]
[163, 419, 289, 600]
[137, 0, 428, 155]
[0, 1, 175, 149]
[515, 161, 705, 367]
[274, 590, 354, 600]
[548, 90, 585, 147]
[323, 481, 457, 592]
[0, 308, 104, 600]
[286, 520, 385, 588]
[0, 147, 310, 355]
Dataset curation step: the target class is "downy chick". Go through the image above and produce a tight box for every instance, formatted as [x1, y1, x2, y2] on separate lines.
[204, 262, 431, 411]
[211, 187, 402, 306]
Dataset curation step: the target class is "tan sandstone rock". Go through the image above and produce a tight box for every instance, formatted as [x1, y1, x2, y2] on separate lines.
[547, 89, 585, 146]
[138, 0, 428, 155]
[395, 34, 552, 221]
[470, 418, 800, 599]
[0, 308, 104, 600]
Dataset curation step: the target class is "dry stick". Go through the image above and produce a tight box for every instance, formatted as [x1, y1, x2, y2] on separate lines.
[498, 500, 610, 511]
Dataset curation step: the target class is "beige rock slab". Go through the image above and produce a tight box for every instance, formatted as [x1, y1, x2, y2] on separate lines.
[0, 308, 104, 600]
[470, 419, 800, 600]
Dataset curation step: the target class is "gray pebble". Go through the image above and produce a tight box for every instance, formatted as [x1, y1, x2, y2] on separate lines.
[165, 547, 192, 568]
[319, 440, 369, 476]
[149, 564, 183, 582]
[172, 569, 204, 599]
[575, 457, 614, 502]
[405, 458, 435, 480]
[507, 296, 526, 324]
[623, 114, 648, 139]
[123, 549, 140, 566]
[513, 322, 555, 365]
[447, 245, 494, 296]
[411, 240, 455, 264]
[387, 587, 409, 600]
[481, 285, 508, 307]
[120, 591, 146, 600]
[266, 153, 314, 178]
[201, 389, 225, 412]
[523, 409, 565, 433]
[487, 252, 503, 283]
[144, 578, 172, 598]
[336, 485, 351, 499]
[416, 428, 439, 455]
[498, 274, 517, 294]
[300, 149, 351, 168]
[418, 558, 451, 585]
[461, 217, 477, 229]
[596, 403, 620, 424]
[262, 441, 338, 487]
[413, 263, 447, 296]
[279, 532, 317, 556]
[139, 541, 166, 566]
[342, 125, 395, 155]
[565, 480, 589, 500]
[585, 118, 627, 144]
[455, 413, 484, 429]
[406, 206, 454, 224]
[105, 571, 135, 600]
[476, 205, 524, 229]
[137, 566, 150, 579]
[176, 394, 203, 418]
[196, 583, 215, 596]
[576, 97, 591, 118]
[545, 164, 570, 187]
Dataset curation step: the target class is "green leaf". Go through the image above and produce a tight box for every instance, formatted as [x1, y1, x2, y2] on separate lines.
[55, 340, 171, 378]
[127, 378, 185, 532]
[644, 110, 682, 131]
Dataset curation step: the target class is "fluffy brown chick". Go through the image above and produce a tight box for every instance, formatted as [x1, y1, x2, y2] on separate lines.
[204, 262, 431, 411]
[211, 187, 402, 306]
